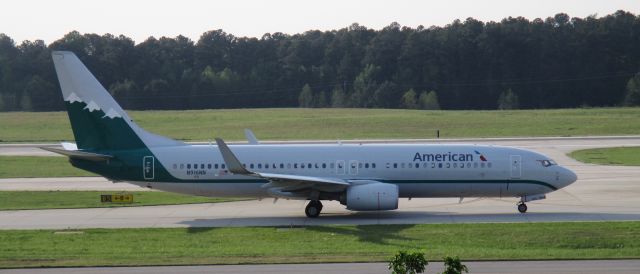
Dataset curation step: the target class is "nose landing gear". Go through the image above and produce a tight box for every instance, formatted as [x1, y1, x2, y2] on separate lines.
[305, 200, 323, 218]
[517, 202, 528, 213]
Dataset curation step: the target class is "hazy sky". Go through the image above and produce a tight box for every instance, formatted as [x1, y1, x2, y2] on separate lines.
[3, 0, 639, 44]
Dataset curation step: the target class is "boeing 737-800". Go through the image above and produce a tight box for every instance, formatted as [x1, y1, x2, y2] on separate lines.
[44, 51, 577, 218]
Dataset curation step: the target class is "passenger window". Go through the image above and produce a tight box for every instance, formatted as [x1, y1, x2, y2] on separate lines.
[365, 163, 369, 168]
[207, 164, 212, 169]
[466, 163, 471, 168]
[322, 163, 326, 168]
[221, 164, 226, 169]
[446, 163, 450, 168]
[358, 163, 363, 168]
[438, 163, 443, 168]
[200, 164, 204, 169]
[474, 163, 478, 168]
[488, 163, 492, 168]
[301, 163, 305, 169]
[308, 163, 312, 169]
[453, 163, 457, 168]
[280, 163, 284, 169]
[394, 163, 398, 168]
[401, 163, 405, 168]
[294, 163, 298, 169]
[265, 163, 269, 169]
[481, 163, 485, 168]
[330, 163, 335, 169]
[287, 163, 292, 169]
[180, 164, 184, 169]
[258, 163, 262, 168]
[415, 163, 419, 168]
[214, 164, 219, 169]
[372, 163, 376, 168]
[187, 164, 191, 169]
[172, 164, 177, 169]
[250, 164, 254, 169]
[431, 163, 436, 168]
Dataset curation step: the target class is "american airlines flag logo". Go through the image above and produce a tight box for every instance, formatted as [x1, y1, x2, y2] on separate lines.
[474, 150, 488, 161]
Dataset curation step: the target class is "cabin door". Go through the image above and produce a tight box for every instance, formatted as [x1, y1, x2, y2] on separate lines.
[143, 156, 155, 180]
[510, 155, 521, 179]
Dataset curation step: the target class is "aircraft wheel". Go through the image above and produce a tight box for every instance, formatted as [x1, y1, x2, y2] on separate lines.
[517, 202, 528, 213]
[305, 200, 323, 218]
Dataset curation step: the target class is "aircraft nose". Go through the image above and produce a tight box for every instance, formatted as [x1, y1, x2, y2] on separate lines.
[557, 167, 578, 189]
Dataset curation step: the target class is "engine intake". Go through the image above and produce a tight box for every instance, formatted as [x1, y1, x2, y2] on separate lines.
[346, 182, 399, 211]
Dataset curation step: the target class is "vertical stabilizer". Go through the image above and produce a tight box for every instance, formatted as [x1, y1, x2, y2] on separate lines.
[52, 51, 183, 151]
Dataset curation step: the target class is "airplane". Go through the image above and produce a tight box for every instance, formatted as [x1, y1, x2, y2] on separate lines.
[43, 51, 578, 218]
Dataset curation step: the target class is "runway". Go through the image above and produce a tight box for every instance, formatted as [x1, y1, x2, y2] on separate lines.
[0, 136, 639, 230]
[2, 260, 639, 274]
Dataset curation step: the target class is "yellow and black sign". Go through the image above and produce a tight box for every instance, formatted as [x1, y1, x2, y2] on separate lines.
[100, 193, 134, 203]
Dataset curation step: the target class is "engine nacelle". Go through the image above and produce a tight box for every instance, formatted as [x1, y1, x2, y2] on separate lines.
[346, 182, 399, 211]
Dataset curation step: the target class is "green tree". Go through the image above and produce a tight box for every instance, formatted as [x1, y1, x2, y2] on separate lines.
[623, 73, 640, 106]
[388, 250, 428, 274]
[298, 83, 313, 107]
[401, 89, 418, 109]
[330, 86, 346, 107]
[22, 75, 56, 111]
[19, 91, 32, 111]
[498, 88, 519, 110]
[351, 64, 380, 107]
[418, 91, 440, 110]
[440, 256, 468, 274]
[314, 91, 328, 108]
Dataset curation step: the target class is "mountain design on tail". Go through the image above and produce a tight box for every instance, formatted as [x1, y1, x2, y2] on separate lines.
[52, 51, 183, 152]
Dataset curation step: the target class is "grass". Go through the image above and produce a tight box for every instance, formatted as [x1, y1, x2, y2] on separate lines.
[0, 221, 637, 268]
[1, 108, 640, 143]
[0, 156, 93, 178]
[0, 191, 248, 210]
[569, 147, 640, 166]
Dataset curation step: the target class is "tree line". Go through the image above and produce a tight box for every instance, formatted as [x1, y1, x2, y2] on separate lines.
[1, 10, 640, 112]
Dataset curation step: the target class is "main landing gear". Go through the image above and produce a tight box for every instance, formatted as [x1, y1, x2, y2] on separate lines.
[305, 200, 323, 218]
[517, 202, 528, 213]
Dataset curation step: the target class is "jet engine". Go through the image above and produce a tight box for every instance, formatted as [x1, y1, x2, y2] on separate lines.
[345, 182, 399, 211]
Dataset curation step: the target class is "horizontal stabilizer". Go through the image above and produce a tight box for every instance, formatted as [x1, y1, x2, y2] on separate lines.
[40, 146, 113, 162]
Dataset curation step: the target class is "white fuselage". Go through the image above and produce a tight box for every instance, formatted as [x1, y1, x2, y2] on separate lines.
[135, 143, 576, 199]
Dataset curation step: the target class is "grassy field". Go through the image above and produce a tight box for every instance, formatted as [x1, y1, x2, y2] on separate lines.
[0, 156, 93, 178]
[0, 221, 637, 268]
[569, 147, 640, 166]
[1, 108, 640, 142]
[0, 191, 247, 210]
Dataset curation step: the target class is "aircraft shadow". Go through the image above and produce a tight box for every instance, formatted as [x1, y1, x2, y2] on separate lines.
[179, 211, 640, 231]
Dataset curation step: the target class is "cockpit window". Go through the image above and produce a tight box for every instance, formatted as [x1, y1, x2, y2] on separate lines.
[539, 160, 557, 167]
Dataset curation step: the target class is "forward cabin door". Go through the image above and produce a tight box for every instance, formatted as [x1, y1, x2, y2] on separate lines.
[510, 155, 522, 179]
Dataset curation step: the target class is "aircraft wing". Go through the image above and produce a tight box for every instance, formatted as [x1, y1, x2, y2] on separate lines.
[215, 138, 349, 195]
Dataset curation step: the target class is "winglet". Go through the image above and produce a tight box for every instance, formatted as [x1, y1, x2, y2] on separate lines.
[244, 129, 260, 144]
[215, 138, 252, 175]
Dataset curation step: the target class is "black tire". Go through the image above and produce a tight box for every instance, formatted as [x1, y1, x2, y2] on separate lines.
[305, 200, 322, 218]
[518, 203, 528, 213]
